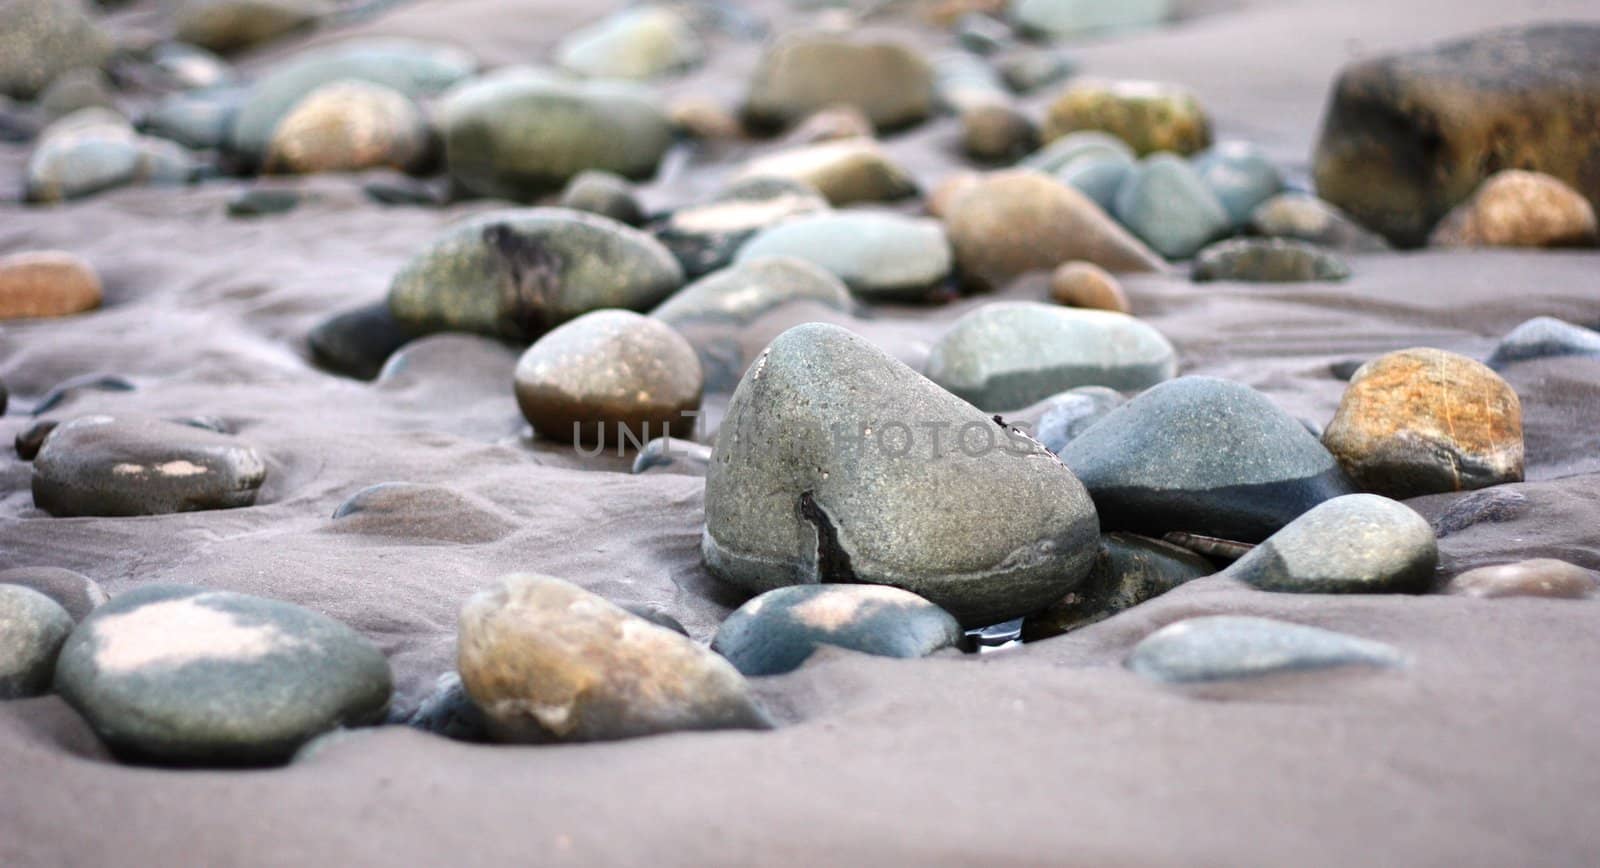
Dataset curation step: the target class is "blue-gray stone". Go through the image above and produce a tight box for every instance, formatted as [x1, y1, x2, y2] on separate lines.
[1021, 130, 1133, 174]
[1127, 615, 1405, 683]
[1192, 141, 1284, 227]
[712, 584, 963, 676]
[1061, 154, 1133, 211]
[1114, 152, 1232, 259]
[1223, 494, 1437, 593]
[1487, 316, 1600, 370]
[0, 584, 73, 698]
[1011, 0, 1173, 39]
[1016, 385, 1126, 454]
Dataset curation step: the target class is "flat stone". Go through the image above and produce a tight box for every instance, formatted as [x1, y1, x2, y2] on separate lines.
[0, 585, 74, 698]
[735, 138, 917, 206]
[1043, 79, 1210, 156]
[0, 0, 114, 100]
[457, 574, 770, 742]
[25, 110, 146, 202]
[1023, 532, 1213, 640]
[1249, 192, 1390, 252]
[712, 584, 963, 676]
[735, 211, 951, 302]
[1049, 261, 1130, 313]
[779, 105, 874, 147]
[513, 309, 702, 445]
[1191, 238, 1351, 283]
[1428, 170, 1598, 248]
[555, 6, 703, 81]
[703, 323, 1101, 627]
[558, 170, 644, 226]
[1060, 376, 1356, 542]
[307, 300, 419, 381]
[1443, 559, 1598, 599]
[1192, 141, 1284, 227]
[1487, 316, 1600, 370]
[925, 302, 1176, 411]
[1322, 348, 1524, 499]
[0, 566, 108, 621]
[54, 585, 392, 765]
[996, 47, 1078, 94]
[175, 0, 322, 54]
[743, 34, 934, 131]
[1114, 153, 1231, 260]
[1222, 494, 1437, 593]
[1430, 487, 1529, 538]
[1127, 615, 1405, 684]
[653, 176, 830, 278]
[265, 80, 428, 175]
[32, 415, 267, 517]
[0, 250, 102, 320]
[226, 187, 299, 217]
[329, 482, 516, 545]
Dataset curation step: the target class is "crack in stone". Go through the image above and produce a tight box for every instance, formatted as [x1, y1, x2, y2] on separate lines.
[799, 490, 857, 584]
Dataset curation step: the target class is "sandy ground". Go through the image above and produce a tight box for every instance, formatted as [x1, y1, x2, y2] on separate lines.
[3, 0, 1600, 865]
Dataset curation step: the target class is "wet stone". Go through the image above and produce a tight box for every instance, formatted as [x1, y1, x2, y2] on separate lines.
[1222, 494, 1438, 594]
[1127, 615, 1405, 684]
[712, 585, 963, 676]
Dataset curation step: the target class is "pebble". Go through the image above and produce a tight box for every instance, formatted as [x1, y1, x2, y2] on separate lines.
[0, 585, 74, 698]
[1191, 141, 1284, 227]
[512, 309, 703, 446]
[653, 176, 830, 278]
[1019, 130, 1134, 174]
[735, 137, 917, 206]
[147, 42, 236, 90]
[0, 0, 114, 101]
[1322, 348, 1524, 499]
[960, 100, 1038, 163]
[265, 80, 428, 175]
[630, 434, 712, 476]
[1249, 192, 1390, 252]
[735, 211, 951, 302]
[1060, 376, 1355, 542]
[703, 323, 1101, 627]
[307, 300, 418, 380]
[558, 170, 645, 226]
[174, 0, 321, 54]
[1023, 532, 1213, 640]
[743, 34, 934, 131]
[387, 207, 684, 341]
[942, 170, 1165, 291]
[1443, 559, 1598, 600]
[1431, 488, 1528, 538]
[1191, 238, 1351, 282]
[1487, 317, 1600, 371]
[0, 566, 108, 621]
[27, 109, 199, 203]
[1222, 494, 1437, 593]
[32, 415, 268, 517]
[1043, 79, 1211, 156]
[1060, 154, 1133, 211]
[1011, 0, 1172, 39]
[226, 186, 299, 217]
[1114, 153, 1232, 259]
[1428, 170, 1598, 248]
[667, 95, 743, 140]
[712, 585, 963, 676]
[0, 250, 102, 320]
[1127, 615, 1405, 684]
[995, 47, 1077, 94]
[457, 574, 770, 742]
[933, 50, 1009, 114]
[1312, 24, 1600, 246]
[398, 671, 487, 742]
[140, 86, 244, 151]
[54, 585, 392, 764]
[555, 6, 703, 81]
[926, 302, 1176, 411]
[37, 68, 116, 120]
[1013, 385, 1125, 454]
[1049, 261, 1130, 312]
[13, 421, 54, 460]
[330, 482, 517, 545]
[954, 13, 1013, 55]
[779, 105, 875, 147]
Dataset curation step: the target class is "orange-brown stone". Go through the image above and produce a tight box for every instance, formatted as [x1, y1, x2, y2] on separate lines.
[1429, 170, 1598, 248]
[1049, 261, 1131, 313]
[0, 250, 102, 319]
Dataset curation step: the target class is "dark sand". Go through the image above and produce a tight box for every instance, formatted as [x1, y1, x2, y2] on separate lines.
[4, 0, 1600, 864]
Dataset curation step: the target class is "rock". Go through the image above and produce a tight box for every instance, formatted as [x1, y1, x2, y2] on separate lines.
[0, 0, 114, 100]
[667, 95, 743, 140]
[226, 186, 299, 217]
[387, 208, 684, 341]
[24, 110, 150, 202]
[925, 171, 982, 219]
[960, 100, 1038, 163]
[513, 309, 702, 445]
[1249, 192, 1390, 252]
[1322, 348, 1524, 499]
[0, 567, 107, 621]
[996, 48, 1077, 94]
[1444, 559, 1598, 599]
[653, 177, 830, 279]
[0, 585, 74, 698]
[955, 13, 1012, 55]
[148, 42, 236, 90]
[744, 34, 934, 131]
[616, 603, 688, 636]
[925, 302, 1176, 411]
[943, 170, 1165, 290]
[1014, 385, 1125, 454]
[457, 573, 770, 742]
[1222, 494, 1437, 593]
[16, 420, 57, 460]
[735, 138, 917, 206]
[1060, 376, 1355, 542]
[1060, 155, 1133, 211]
[264, 80, 428, 175]
[230, 39, 477, 166]
[558, 170, 644, 226]
[631, 436, 712, 475]
[140, 86, 243, 151]
[37, 68, 116, 120]
[54, 585, 392, 764]
[1011, 0, 1172, 39]
[651, 256, 854, 391]
[1192, 141, 1283, 227]
[735, 211, 952, 302]
[1049, 261, 1129, 312]
[1488, 317, 1600, 371]
[1127, 615, 1405, 684]
[1043, 79, 1210, 156]
[555, 7, 703, 81]
[398, 672, 487, 742]
[712, 585, 963, 676]
[932, 50, 1009, 114]
[1431, 487, 1528, 538]
[1022, 533, 1213, 640]
[329, 482, 517, 545]
[32, 415, 267, 517]
[1312, 24, 1600, 247]
[175, 0, 322, 54]
[702, 323, 1101, 627]
[441, 71, 674, 200]
[0, 250, 102, 320]
[31, 373, 135, 415]
[1191, 238, 1351, 283]
[362, 171, 444, 207]
[1114, 153, 1232, 260]
[307, 300, 418, 380]
[1428, 170, 1598, 248]
[1019, 130, 1134, 174]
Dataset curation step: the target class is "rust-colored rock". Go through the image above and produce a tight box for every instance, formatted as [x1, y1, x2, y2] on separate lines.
[266, 80, 427, 175]
[1049, 261, 1130, 313]
[1429, 170, 1598, 248]
[1322, 348, 1523, 499]
[0, 250, 102, 320]
[1042, 79, 1210, 156]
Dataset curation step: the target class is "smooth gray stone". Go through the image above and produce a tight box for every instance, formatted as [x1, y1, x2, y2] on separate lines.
[1223, 494, 1437, 593]
[1127, 615, 1405, 683]
[712, 584, 963, 676]
[1487, 316, 1600, 370]
[307, 300, 418, 380]
[557, 170, 644, 226]
[0, 585, 74, 698]
[1192, 141, 1284, 227]
[1061, 154, 1133, 211]
[653, 176, 831, 279]
[0, 566, 108, 621]
[1114, 153, 1231, 260]
[735, 212, 951, 302]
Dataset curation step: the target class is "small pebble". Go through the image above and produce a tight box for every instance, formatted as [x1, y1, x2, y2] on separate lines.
[1127, 615, 1405, 684]
[711, 585, 963, 676]
[1049, 261, 1130, 313]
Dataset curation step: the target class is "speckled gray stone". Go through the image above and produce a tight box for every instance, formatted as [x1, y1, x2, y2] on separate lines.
[0, 566, 108, 621]
[1127, 615, 1405, 683]
[1222, 494, 1437, 593]
[1, 585, 74, 698]
[703, 323, 1101, 627]
[712, 585, 963, 676]
[1114, 152, 1232, 259]
[54, 585, 392, 764]
[0, 0, 113, 100]
[735, 212, 951, 302]
[1192, 238, 1351, 283]
[1023, 533, 1214, 640]
[1487, 316, 1600, 370]
[925, 302, 1176, 411]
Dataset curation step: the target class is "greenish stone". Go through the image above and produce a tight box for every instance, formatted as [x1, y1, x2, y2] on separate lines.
[1223, 494, 1438, 593]
[1011, 0, 1173, 39]
[555, 7, 703, 81]
[0, 0, 113, 100]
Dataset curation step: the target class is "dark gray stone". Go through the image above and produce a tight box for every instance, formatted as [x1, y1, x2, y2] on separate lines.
[1431, 488, 1529, 538]
[399, 672, 488, 742]
[31, 373, 135, 415]
[1192, 238, 1351, 283]
[307, 301, 418, 380]
[0, 566, 108, 621]
[712, 584, 963, 676]
[15, 420, 58, 459]
[226, 187, 299, 217]
[1222, 494, 1437, 593]
[1023, 533, 1214, 640]
[653, 176, 830, 278]
[0, 585, 74, 698]
[1127, 615, 1405, 683]
[1487, 316, 1600, 370]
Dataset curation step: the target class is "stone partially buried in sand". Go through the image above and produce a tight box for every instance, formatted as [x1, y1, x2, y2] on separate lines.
[32, 416, 267, 517]
[1249, 192, 1390, 252]
[555, 6, 703, 81]
[307, 300, 419, 381]
[1, 585, 74, 699]
[457, 574, 770, 743]
[1191, 238, 1351, 283]
[1444, 559, 1598, 599]
[265, 80, 428, 175]
[703, 323, 1101, 627]
[387, 208, 684, 341]
[1023, 532, 1214, 641]
[53, 585, 392, 765]
[0, 566, 108, 621]
[925, 302, 1176, 411]
[0, 0, 113, 101]
[1127, 615, 1405, 684]
[1322, 348, 1523, 499]
[1487, 317, 1600, 371]
[735, 138, 917, 207]
[513, 309, 703, 445]
[0, 250, 102, 320]
[712, 585, 963, 676]
[735, 211, 951, 302]
[653, 177, 831, 278]
[1050, 261, 1130, 312]
[1042, 79, 1211, 156]
[1222, 494, 1437, 594]
[743, 34, 934, 131]
[1427, 170, 1598, 248]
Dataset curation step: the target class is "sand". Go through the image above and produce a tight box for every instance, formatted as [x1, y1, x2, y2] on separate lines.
[3, 0, 1600, 864]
